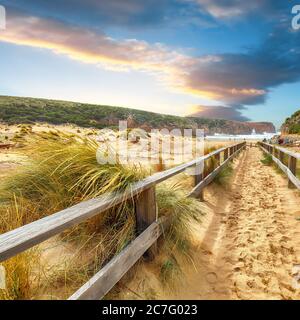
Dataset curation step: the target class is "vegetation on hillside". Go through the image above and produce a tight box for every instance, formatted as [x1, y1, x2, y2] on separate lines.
[0, 95, 225, 131]
[282, 110, 300, 134]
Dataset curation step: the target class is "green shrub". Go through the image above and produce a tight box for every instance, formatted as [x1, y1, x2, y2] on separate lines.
[261, 154, 273, 166]
[214, 164, 233, 185]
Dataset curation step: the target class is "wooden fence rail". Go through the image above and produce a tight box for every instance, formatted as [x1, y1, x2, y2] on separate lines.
[0, 141, 246, 300]
[259, 142, 300, 190]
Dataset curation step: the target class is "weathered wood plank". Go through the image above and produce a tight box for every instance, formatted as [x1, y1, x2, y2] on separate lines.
[68, 217, 168, 300]
[189, 143, 244, 198]
[262, 143, 300, 160]
[0, 142, 243, 263]
[260, 143, 300, 190]
[0, 193, 126, 263]
[224, 148, 229, 161]
[279, 150, 284, 163]
[69, 143, 246, 301]
[135, 187, 157, 259]
[214, 152, 221, 168]
[194, 170, 204, 201]
[288, 156, 297, 189]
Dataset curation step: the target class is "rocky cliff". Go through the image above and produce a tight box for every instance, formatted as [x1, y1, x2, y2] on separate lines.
[188, 117, 275, 135]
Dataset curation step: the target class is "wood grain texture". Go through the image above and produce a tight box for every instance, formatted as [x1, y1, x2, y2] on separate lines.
[0, 142, 243, 263]
[135, 187, 157, 259]
[214, 152, 221, 168]
[189, 143, 245, 198]
[261, 143, 300, 160]
[194, 170, 204, 201]
[288, 156, 297, 189]
[224, 148, 229, 161]
[68, 217, 168, 300]
[260, 143, 300, 190]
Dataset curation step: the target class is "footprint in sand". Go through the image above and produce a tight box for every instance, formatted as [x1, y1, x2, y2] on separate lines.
[205, 272, 218, 284]
[171, 148, 300, 300]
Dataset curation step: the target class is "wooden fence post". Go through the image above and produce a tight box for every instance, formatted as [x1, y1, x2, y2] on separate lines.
[203, 159, 208, 178]
[288, 156, 297, 189]
[214, 152, 221, 169]
[135, 187, 157, 259]
[194, 166, 204, 201]
[279, 151, 284, 163]
[224, 148, 229, 161]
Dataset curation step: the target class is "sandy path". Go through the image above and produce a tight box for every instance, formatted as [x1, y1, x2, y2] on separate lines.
[169, 146, 300, 300]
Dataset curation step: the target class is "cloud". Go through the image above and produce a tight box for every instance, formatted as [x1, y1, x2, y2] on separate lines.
[1, 7, 300, 121]
[193, 0, 288, 19]
[3, 0, 179, 29]
[2, 0, 290, 29]
[182, 25, 300, 105]
[0, 10, 194, 72]
[189, 105, 250, 121]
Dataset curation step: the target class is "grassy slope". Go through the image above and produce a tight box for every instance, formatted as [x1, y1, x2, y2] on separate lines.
[282, 109, 300, 134]
[0, 95, 227, 130]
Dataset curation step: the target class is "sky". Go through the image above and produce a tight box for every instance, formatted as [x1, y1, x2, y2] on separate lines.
[0, 1, 300, 129]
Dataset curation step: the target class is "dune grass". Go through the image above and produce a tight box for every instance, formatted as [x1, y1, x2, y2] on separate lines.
[0, 131, 146, 299]
[214, 163, 233, 185]
[261, 153, 273, 166]
[1, 131, 146, 207]
[0, 197, 41, 300]
[0, 130, 207, 299]
[156, 182, 205, 289]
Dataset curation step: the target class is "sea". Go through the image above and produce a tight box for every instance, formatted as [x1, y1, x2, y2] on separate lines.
[205, 131, 279, 141]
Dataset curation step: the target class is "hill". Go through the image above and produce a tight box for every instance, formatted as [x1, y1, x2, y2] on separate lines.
[281, 110, 300, 134]
[0, 95, 275, 134]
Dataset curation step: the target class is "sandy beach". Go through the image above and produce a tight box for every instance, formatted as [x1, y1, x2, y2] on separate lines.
[165, 146, 300, 299]
[121, 145, 300, 300]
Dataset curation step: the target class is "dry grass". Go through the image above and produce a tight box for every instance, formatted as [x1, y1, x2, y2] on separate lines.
[0, 197, 41, 300]
[214, 164, 233, 185]
[0, 131, 146, 299]
[0, 130, 214, 300]
[261, 153, 273, 166]
[155, 182, 206, 289]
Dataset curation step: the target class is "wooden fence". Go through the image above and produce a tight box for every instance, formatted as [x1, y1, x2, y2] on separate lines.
[0, 141, 246, 300]
[259, 142, 300, 190]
